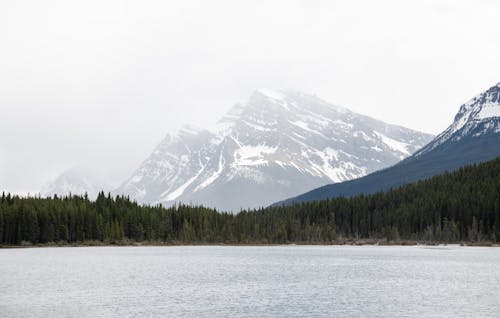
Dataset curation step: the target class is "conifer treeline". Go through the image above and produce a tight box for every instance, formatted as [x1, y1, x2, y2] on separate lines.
[1, 158, 499, 245]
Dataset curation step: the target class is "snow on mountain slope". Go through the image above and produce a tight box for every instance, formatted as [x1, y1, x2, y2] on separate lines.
[415, 82, 500, 157]
[116, 89, 434, 211]
[275, 82, 500, 207]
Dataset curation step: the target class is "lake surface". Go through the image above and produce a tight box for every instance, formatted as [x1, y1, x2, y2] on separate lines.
[1, 245, 499, 317]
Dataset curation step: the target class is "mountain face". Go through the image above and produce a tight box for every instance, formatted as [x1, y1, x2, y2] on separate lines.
[41, 168, 117, 200]
[275, 82, 500, 206]
[116, 89, 433, 212]
[414, 83, 500, 157]
[42, 169, 101, 199]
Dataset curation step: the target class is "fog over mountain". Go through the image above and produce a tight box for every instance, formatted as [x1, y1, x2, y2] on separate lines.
[2, 1, 499, 196]
[41, 168, 116, 200]
[113, 89, 433, 211]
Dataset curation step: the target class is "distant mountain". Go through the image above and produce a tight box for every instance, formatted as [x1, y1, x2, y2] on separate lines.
[115, 89, 433, 211]
[41, 168, 113, 200]
[275, 82, 500, 206]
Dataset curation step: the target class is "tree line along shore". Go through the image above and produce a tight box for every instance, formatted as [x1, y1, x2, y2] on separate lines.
[1, 157, 499, 247]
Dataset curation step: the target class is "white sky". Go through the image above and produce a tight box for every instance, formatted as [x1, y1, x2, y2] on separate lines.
[1, 0, 499, 194]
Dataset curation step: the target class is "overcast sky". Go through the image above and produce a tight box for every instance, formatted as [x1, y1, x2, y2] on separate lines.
[1, 0, 499, 194]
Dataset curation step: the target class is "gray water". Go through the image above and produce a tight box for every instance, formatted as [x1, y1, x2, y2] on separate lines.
[1, 245, 499, 317]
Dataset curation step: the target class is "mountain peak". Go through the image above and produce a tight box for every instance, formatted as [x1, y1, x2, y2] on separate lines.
[41, 168, 105, 199]
[116, 89, 433, 211]
[251, 88, 349, 115]
[255, 88, 287, 101]
[454, 82, 499, 122]
[275, 82, 500, 207]
[457, 82, 500, 117]
[415, 82, 500, 157]
[176, 124, 207, 137]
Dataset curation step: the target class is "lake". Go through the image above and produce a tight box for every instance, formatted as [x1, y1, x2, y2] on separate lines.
[1, 245, 499, 317]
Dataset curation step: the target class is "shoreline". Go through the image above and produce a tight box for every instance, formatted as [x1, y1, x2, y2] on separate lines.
[2, 240, 499, 249]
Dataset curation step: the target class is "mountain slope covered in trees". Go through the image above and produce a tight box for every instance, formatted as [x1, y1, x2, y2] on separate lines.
[1, 157, 499, 245]
[275, 82, 500, 206]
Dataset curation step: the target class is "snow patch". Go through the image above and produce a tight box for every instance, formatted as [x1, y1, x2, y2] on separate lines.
[234, 145, 277, 166]
[299, 111, 331, 127]
[242, 120, 274, 132]
[332, 120, 354, 129]
[195, 154, 225, 191]
[161, 165, 205, 201]
[289, 120, 329, 139]
[354, 131, 372, 141]
[311, 148, 357, 183]
[374, 131, 411, 155]
[476, 103, 500, 120]
[131, 175, 143, 183]
[257, 88, 285, 101]
[231, 167, 267, 184]
[256, 88, 291, 111]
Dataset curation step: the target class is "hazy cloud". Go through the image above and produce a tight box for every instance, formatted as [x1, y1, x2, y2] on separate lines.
[1, 0, 499, 193]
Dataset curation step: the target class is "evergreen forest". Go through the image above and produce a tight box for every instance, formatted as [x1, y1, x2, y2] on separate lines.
[1, 157, 499, 246]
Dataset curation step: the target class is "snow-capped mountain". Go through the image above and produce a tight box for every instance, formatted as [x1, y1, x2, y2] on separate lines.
[116, 89, 433, 211]
[414, 82, 500, 156]
[42, 168, 114, 200]
[276, 82, 500, 206]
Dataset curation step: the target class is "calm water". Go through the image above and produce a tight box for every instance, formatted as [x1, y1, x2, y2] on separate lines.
[1, 245, 499, 317]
